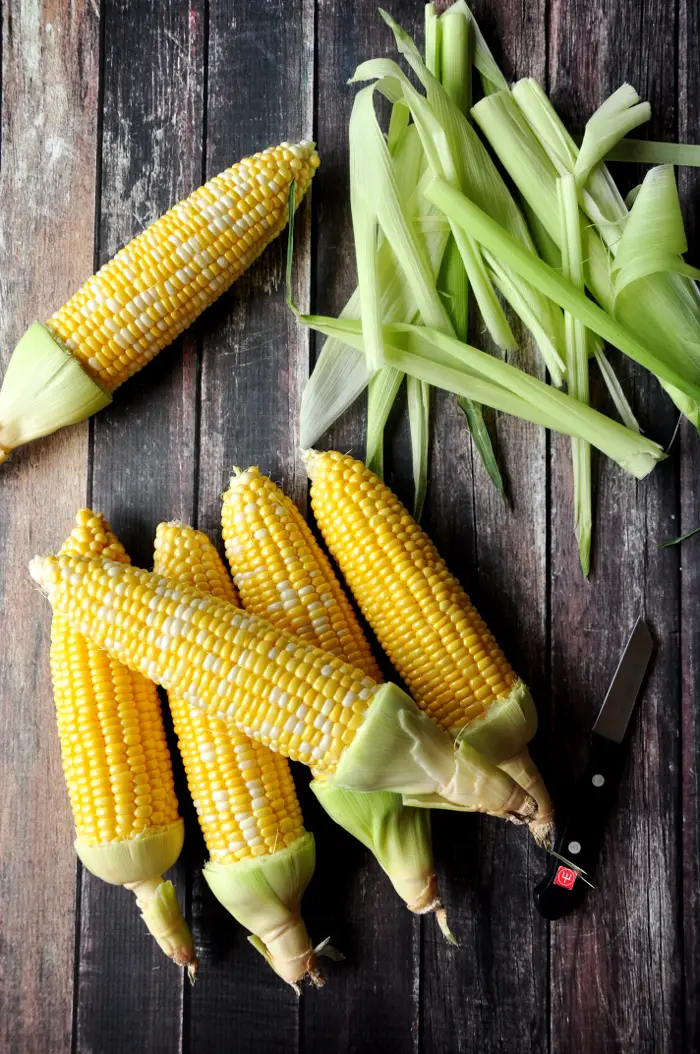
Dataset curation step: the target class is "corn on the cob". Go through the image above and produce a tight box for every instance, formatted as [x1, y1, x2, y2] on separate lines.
[30, 553, 536, 823]
[50, 510, 196, 977]
[221, 468, 449, 931]
[305, 449, 553, 844]
[0, 140, 319, 463]
[153, 521, 320, 988]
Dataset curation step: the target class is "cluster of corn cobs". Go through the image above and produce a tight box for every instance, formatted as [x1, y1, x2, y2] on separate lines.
[32, 450, 551, 988]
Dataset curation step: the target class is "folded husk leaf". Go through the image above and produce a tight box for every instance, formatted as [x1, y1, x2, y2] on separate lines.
[203, 832, 320, 989]
[75, 820, 196, 978]
[331, 683, 535, 824]
[0, 323, 111, 462]
[310, 780, 449, 929]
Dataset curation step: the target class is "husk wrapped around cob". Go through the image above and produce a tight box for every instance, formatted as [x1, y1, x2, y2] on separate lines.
[0, 140, 318, 463]
[153, 521, 321, 989]
[50, 510, 197, 978]
[221, 466, 451, 935]
[304, 450, 553, 846]
[29, 551, 537, 828]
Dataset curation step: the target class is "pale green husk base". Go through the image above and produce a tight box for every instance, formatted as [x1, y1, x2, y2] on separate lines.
[453, 681, 553, 847]
[0, 322, 111, 461]
[332, 683, 535, 822]
[204, 832, 320, 989]
[75, 820, 196, 978]
[75, 819, 185, 884]
[310, 781, 441, 915]
[455, 679, 538, 763]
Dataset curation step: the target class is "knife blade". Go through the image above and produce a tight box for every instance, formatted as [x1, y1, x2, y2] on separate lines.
[534, 617, 654, 920]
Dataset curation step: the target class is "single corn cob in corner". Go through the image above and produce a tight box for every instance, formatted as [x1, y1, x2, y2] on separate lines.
[0, 140, 319, 464]
[304, 450, 554, 847]
[49, 510, 197, 978]
[153, 521, 320, 990]
[221, 467, 452, 938]
[29, 553, 536, 824]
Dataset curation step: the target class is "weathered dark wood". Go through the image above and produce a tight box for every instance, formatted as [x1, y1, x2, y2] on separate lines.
[548, 2, 682, 1051]
[75, 3, 204, 1051]
[189, 2, 315, 1051]
[678, 4, 700, 1051]
[2, 0, 699, 1050]
[419, 2, 551, 1051]
[0, 2, 99, 1051]
[306, 3, 423, 1052]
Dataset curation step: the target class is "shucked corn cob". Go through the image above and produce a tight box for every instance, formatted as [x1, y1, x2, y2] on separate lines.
[221, 467, 449, 930]
[30, 553, 536, 823]
[305, 450, 553, 844]
[50, 510, 196, 977]
[0, 140, 319, 463]
[153, 521, 320, 988]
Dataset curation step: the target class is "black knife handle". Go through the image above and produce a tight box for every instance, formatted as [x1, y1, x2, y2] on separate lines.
[534, 734, 628, 920]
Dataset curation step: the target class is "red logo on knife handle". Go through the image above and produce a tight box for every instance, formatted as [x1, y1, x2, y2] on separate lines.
[554, 866, 577, 890]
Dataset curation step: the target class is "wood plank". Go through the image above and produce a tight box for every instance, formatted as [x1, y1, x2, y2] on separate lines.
[302, 2, 425, 1051]
[0, 2, 99, 1050]
[191, 2, 315, 1050]
[548, 2, 682, 1050]
[678, 3, 700, 1049]
[421, 1, 550, 1049]
[74, 3, 204, 1051]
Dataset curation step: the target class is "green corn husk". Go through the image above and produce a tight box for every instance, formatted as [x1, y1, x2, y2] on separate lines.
[204, 833, 321, 991]
[294, 309, 664, 478]
[473, 80, 700, 426]
[310, 780, 453, 938]
[599, 138, 700, 166]
[0, 323, 112, 463]
[434, 1, 503, 493]
[76, 819, 196, 981]
[558, 173, 592, 576]
[424, 174, 700, 403]
[330, 683, 537, 827]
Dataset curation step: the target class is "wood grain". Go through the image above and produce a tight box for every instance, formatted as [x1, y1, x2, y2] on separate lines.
[421, 0, 550, 1046]
[306, 3, 424, 1052]
[0, 2, 99, 1051]
[189, 2, 315, 1051]
[74, 3, 204, 1051]
[678, 2, 700, 1050]
[0, 0, 698, 1050]
[548, 2, 682, 1051]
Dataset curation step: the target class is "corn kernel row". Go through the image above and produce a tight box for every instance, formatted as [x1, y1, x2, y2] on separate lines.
[36, 555, 380, 774]
[153, 522, 304, 863]
[47, 142, 319, 391]
[306, 450, 517, 732]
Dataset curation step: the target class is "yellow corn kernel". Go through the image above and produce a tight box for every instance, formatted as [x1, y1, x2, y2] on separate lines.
[305, 450, 517, 733]
[153, 522, 305, 864]
[36, 554, 381, 775]
[221, 466, 382, 682]
[51, 510, 180, 846]
[46, 142, 320, 392]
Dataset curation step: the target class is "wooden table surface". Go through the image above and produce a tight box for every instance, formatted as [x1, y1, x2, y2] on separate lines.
[1, 0, 698, 1051]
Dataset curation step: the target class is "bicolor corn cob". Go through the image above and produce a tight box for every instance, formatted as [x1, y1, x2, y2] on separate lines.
[153, 522, 319, 988]
[0, 141, 319, 462]
[305, 450, 553, 841]
[50, 510, 196, 976]
[221, 468, 448, 927]
[30, 553, 536, 823]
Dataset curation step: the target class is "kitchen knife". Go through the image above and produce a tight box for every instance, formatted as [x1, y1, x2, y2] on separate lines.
[534, 617, 654, 920]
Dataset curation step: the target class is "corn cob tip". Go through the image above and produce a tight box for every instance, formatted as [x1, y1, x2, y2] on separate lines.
[300, 448, 319, 476]
[29, 554, 55, 593]
[0, 444, 11, 465]
[225, 464, 259, 490]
